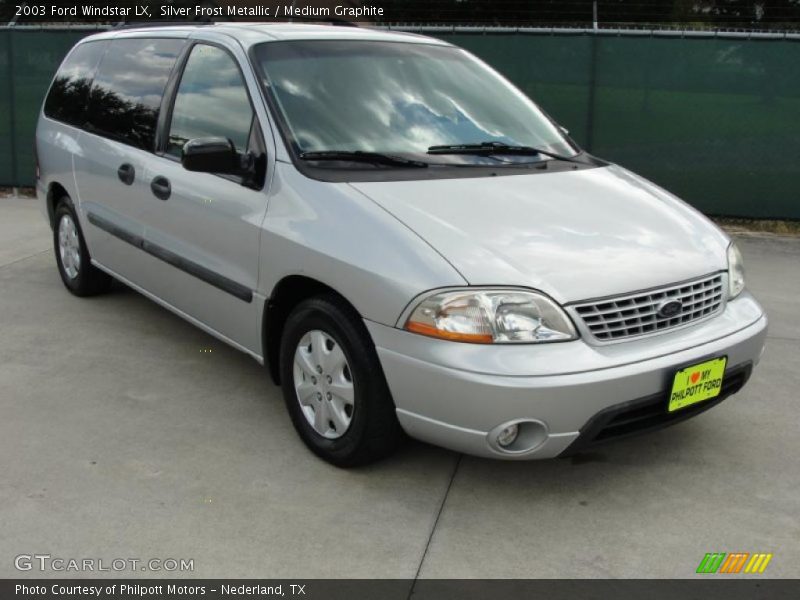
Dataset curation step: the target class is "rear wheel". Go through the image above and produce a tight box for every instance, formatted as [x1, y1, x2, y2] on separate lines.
[53, 198, 112, 296]
[279, 294, 402, 467]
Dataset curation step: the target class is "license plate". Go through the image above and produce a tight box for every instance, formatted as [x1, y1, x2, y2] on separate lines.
[668, 357, 728, 413]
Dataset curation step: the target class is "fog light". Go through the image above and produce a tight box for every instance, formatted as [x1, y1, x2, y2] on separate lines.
[496, 424, 519, 447]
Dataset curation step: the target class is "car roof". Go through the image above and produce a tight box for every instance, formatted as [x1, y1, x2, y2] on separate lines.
[80, 22, 450, 49]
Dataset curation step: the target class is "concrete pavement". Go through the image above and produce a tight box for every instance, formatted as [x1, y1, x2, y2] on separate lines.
[0, 197, 798, 579]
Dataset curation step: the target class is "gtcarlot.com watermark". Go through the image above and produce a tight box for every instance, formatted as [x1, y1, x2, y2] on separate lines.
[14, 554, 194, 573]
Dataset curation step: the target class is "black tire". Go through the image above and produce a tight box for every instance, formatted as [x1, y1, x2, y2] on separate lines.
[279, 294, 403, 467]
[53, 197, 113, 296]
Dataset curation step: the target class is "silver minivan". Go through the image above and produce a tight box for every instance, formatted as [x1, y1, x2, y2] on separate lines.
[36, 23, 767, 466]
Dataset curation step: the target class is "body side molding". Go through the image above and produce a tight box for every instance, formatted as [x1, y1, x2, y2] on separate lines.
[87, 211, 253, 303]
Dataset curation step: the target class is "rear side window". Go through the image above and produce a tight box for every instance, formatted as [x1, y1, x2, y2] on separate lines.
[166, 44, 253, 157]
[44, 41, 108, 127]
[86, 38, 184, 150]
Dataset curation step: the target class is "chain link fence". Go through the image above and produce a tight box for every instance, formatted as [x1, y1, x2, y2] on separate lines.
[1, 24, 798, 218]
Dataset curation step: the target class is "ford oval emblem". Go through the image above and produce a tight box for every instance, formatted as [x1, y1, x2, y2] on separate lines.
[657, 299, 683, 318]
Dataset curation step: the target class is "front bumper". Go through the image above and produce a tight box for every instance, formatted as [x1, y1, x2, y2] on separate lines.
[366, 292, 767, 460]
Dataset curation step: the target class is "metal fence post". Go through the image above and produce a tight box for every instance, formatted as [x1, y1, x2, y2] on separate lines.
[585, 32, 598, 153]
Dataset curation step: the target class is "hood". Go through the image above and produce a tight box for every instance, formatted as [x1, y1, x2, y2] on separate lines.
[350, 164, 729, 304]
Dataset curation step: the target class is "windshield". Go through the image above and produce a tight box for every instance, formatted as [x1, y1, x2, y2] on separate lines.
[253, 40, 577, 159]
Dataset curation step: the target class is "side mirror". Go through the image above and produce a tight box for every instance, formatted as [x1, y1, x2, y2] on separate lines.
[559, 125, 570, 136]
[181, 137, 241, 175]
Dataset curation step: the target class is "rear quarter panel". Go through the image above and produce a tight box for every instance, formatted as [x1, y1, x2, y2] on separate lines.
[36, 116, 83, 227]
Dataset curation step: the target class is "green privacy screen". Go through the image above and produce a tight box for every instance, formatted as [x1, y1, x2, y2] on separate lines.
[0, 30, 12, 185]
[1, 28, 798, 218]
[1, 29, 90, 188]
[442, 32, 800, 219]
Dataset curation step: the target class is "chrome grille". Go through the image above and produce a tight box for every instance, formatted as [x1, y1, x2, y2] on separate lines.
[573, 274, 724, 341]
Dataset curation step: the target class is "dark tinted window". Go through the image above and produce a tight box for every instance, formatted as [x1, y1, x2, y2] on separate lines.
[44, 41, 108, 126]
[87, 38, 183, 150]
[167, 44, 253, 157]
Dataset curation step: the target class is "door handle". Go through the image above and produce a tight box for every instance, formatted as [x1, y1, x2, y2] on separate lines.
[117, 163, 135, 185]
[150, 176, 171, 201]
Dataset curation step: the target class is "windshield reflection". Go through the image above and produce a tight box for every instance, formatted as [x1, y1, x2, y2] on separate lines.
[255, 40, 576, 161]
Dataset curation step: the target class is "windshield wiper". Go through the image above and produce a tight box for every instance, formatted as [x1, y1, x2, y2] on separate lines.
[299, 151, 428, 168]
[427, 141, 580, 163]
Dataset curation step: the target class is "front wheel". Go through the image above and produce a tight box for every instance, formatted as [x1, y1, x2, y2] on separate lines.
[279, 295, 402, 467]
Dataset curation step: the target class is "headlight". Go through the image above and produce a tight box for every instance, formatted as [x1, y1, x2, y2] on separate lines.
[727, 242, 745, 298]
[404, 289, 577, 344]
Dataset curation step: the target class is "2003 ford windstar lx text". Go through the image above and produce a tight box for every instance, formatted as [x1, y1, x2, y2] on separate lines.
[35, 23, 767, 466]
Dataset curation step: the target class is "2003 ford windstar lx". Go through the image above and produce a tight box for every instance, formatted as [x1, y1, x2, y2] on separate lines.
[36, 23, 767, 466]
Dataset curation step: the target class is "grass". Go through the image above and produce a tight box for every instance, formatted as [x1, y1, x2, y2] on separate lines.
[714, 217, 800, 236]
